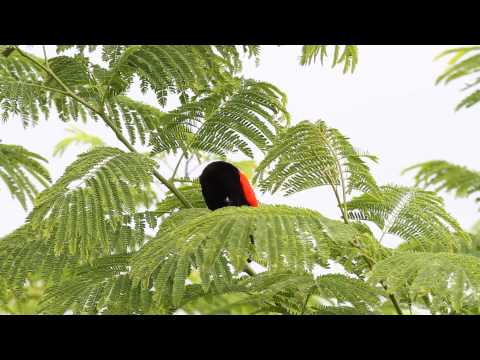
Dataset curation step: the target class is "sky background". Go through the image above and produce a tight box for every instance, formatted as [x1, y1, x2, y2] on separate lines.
[1, 45, 479, 249]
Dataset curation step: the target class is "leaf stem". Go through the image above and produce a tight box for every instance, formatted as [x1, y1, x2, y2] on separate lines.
[170, 152, 186, 181]
[330, 184, 349, 225]
[349, 241, 403, 315]
[322, 140, 403, 315]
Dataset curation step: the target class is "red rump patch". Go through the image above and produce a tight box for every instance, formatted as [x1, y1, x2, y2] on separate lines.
[239, 171, 258, 207]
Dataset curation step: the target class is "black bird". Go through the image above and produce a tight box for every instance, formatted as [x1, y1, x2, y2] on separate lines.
[199, 161, 258, 211]
[199, 161, 258, 265]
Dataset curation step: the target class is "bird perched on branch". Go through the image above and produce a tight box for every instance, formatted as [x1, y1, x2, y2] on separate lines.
[199, 161, 258, 267]
[199, 161, 258, 211]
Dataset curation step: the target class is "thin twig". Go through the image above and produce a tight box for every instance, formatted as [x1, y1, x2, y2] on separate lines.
[328, 167, 403, 314]
[170, 152, 186, 181]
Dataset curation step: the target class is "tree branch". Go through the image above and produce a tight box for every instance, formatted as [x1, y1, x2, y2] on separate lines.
[15, 46, 193, 208]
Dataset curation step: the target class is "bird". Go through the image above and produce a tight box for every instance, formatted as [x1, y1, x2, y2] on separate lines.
[199, 161, 258, 266]
[199, 161, 258, 211]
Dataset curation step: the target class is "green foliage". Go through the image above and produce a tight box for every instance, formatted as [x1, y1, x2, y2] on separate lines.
[156, 184, 207, 214]
[0, 46, 356, 131]
[0, 225, 80, 292]
[0, 49, 53, 126]
[346, 185, 469, 252]
[0, 48, 100, 126]
[234, 272, 381, 315]
[150, 78, 289, 158]
[467, 220, 480, 257]
[39, 254, 153, 315]
[45, 55, 91, 90]
[2, 44, 477, 315]
[435, 46, 480, 110]
[300, 45, 359, 73]
[27, 147, 158, 261]
[53, 126, 105, 157]
[56, 45, 99, 55]
[0, 143, 51, 209]
[106, 95, 166, 146]
[404, 160, 480, 204]
[178, 271, 380, 315]
[369, 252, 480, 314]
[313, 273, 381, 313]
[329, 229, 393, 279]
[254, 120, 378, 197]
[130, 205, 359, 307]
[0, 275, 46, 314]
[180, 290, 259, 315]
[312, 305, 374, 315]
[227, 272, 318, 315]
[0, 46, 15, 57]
[0, 46, 266, 129]
[95, 45, 262, 106]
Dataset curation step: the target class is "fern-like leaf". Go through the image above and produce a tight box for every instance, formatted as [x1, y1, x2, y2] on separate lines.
[254, 120, 378, 197]
[105, 95, 165, 146]
[150, 78, 289, 158]
[131, 205, 359, 306]
[0, 143, 51, 209]
[56, 45, 99, 55]
[369, 252, 480, 314]
[27, 147, 157, 261]
[39, 253, 153, 314]
[156, 184, 207, 214]
[435, 46, 480, 110]
[0, 49, 99, 126]
[0, 225, 80, 291]
[314, 273, 381, 312]
[404, 160, 480, 203]
[346, 185, 469, 251]
[179, 272, 380, 315]
[300, 45, 359, 73]
[0, 50, 51, 126]
[53, 126, 105, 157]
[98, 45, 254, 106]
[312, 305, 374, 315]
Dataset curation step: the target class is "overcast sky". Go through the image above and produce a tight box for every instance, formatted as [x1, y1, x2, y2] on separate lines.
[1, 45, 479, 247]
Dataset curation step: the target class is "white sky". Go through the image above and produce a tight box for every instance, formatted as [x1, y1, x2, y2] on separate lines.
[1, 45, 479, 246]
